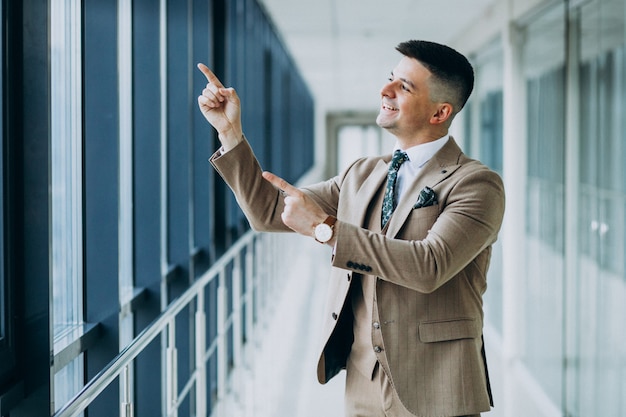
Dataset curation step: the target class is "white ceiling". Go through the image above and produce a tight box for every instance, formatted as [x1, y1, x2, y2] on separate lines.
[258, 0, 495, 114]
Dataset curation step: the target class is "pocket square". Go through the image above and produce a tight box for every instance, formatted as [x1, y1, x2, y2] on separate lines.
[413, 186, 437, 209]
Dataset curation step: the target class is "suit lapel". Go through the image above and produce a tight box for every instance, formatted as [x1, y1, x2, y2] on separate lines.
[385, 138, 463, 237]
[350, 158, 389, 228]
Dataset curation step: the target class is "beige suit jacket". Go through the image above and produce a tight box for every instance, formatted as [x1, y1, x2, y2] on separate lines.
[211, 137, 505, 417]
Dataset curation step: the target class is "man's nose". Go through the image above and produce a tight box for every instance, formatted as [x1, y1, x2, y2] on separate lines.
[380, 80, 395, 97]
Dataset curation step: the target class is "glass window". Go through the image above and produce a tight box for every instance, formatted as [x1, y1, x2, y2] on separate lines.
[521, 2, 567, 407]
[572, 0, 626, 415]
[50, 0, 84, 409]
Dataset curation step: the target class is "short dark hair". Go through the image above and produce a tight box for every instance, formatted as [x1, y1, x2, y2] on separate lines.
[396, 40, 474, 114]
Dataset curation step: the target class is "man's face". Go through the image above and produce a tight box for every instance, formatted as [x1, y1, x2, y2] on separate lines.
[376, 56, 442, 144]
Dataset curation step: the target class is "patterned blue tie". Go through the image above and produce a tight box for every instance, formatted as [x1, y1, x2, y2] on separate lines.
[381, 150, 409, 228]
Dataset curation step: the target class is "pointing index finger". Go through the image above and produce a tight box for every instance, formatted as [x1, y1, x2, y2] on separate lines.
[262, 171, 299, 196]
[197, 63, 225, 88]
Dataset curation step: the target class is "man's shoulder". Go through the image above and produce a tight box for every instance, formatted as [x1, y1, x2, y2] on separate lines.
[458, 154, 502, 179]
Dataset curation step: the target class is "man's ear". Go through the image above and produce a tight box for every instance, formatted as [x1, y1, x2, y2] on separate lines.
[430, 103, 454, 125]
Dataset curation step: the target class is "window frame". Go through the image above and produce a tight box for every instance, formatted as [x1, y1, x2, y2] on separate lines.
[0, 0, 18, 391]
[0, 0, 14, 381]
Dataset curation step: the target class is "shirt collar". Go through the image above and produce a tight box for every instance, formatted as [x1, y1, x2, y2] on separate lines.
[394, 134, 449, 169]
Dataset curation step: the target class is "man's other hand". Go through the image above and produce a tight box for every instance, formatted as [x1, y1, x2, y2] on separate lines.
[262, 171, 332, 243]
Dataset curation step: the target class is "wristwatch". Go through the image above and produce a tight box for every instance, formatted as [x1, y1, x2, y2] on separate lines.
[314, 215, 337, 244]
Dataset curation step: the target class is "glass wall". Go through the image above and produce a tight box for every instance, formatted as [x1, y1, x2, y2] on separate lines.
[521, 3, 567, 407]
[485, 1, 626, 415]
[571, 0, 626, 415]
[462, 3, 624, 415]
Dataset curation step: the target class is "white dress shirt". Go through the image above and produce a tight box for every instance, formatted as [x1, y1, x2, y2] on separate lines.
[393, 135, 449, 205]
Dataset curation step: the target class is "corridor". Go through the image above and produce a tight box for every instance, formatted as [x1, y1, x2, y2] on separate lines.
[218, 233, 345, 417]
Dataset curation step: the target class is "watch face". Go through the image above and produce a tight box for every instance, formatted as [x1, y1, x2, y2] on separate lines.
[315, 223, 333, 242]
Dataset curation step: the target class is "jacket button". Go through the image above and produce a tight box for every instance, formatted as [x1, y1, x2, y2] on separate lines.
[373, 322, 380, 329]
[332, 312, 338, 320]
[373, 346, 382, 353]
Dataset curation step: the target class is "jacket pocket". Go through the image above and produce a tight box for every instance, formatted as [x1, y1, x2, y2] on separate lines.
[418, 317, 481, 343]
[397, 204, 440, 240]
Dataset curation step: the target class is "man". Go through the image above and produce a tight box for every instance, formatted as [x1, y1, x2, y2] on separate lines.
[198, 40, 505, 417]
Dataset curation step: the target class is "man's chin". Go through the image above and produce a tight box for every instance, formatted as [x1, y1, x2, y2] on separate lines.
[376, 116, 394, 131]
[375, 114, 388, 128]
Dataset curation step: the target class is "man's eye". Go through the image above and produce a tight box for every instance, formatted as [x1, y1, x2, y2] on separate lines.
[402, 84, 410, 91]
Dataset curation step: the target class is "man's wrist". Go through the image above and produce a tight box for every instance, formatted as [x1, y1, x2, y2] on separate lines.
[314, 215, 337, 244]
[218, 129, 244, 152]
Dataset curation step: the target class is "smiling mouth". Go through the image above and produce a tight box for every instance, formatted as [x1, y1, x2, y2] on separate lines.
[382, 103, 398, 111]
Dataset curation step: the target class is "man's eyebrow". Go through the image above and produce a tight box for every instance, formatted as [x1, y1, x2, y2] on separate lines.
[390, 71, 415, 89]
[400, 78, 415, 89]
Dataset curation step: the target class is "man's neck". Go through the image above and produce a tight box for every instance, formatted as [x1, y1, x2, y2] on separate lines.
[396, 130, 449, 150]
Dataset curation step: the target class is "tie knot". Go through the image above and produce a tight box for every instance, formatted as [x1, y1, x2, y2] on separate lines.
[390, 150, 409, 171]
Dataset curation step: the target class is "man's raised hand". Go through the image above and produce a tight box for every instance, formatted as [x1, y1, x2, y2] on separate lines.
[197, 63, 243, 151]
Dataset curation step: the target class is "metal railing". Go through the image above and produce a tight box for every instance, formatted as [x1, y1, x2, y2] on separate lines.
[54, 230, 284, 417]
